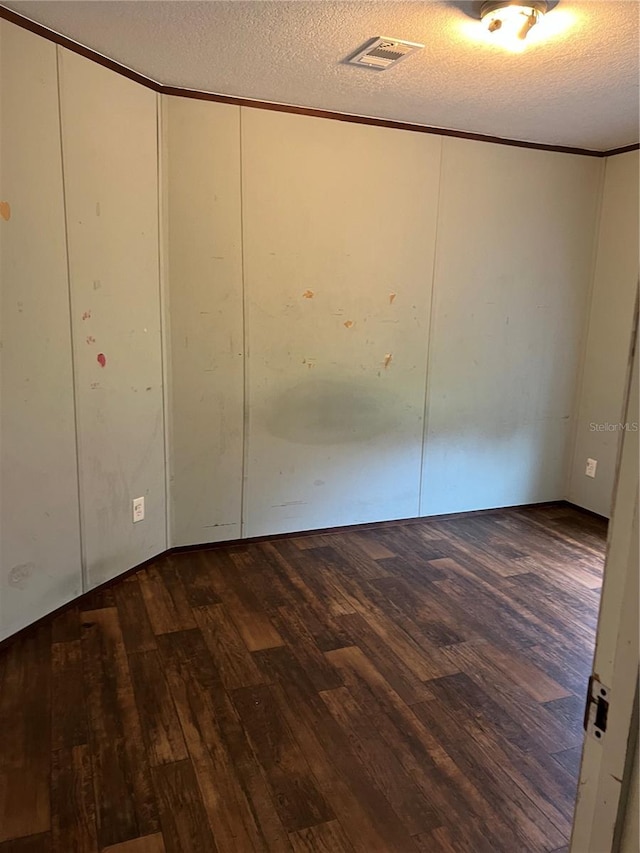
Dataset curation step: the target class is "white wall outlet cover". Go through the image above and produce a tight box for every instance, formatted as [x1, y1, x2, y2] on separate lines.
[585, 458, 598, 478]
[132, 496, 145, 522]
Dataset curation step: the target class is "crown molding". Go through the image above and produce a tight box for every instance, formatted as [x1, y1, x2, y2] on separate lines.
[0, 5, 638, 159]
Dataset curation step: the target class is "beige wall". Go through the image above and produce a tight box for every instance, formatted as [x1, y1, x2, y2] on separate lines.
[423, 139, 601, 515]
[59, 50, 166, 589]
[0, 17, 635, 639]
[166, 101, 602, 536]
[619, 740, 639, 853]
[164, 98, 244, 547]
[0, 21, 166, 640]
[568, 150, 639, 517]
[240, 108, 441, 537]
[0, 24, 83, 638]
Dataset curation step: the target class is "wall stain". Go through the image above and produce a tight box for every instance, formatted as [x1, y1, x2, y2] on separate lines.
[0, 201, 11, 221]
[93, 280, 101, 290]
[384, 353, 393, 368]
[86, 336, 96, 345]
[8, 563, 34, 590]
[82, 310, 91, 320]
[264, 378, 400, 445]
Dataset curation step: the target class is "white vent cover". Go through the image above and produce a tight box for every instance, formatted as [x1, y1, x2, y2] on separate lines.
[348, 37, 424, 70]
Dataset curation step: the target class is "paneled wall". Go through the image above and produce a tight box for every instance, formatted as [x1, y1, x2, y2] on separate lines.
[0, 24, 82, 638]
[167, 105, 602, 537]
[0, 16, 635, 640]
[241, 110, 441, 537]
[164, 98, 244, 547]
[568, 150, 639, 517]
[59, 49, 166, 587]
[0, 20, 166, 640]
[422, 140, 602, 515]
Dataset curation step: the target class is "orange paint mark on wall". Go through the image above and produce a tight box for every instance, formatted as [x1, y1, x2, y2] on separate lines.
[0, 201, 11, 221]
[389, 292, 397, 304]
[344, 320, 354, 329]
[302, 290, 315, 299]
[384, 353, 393, 368]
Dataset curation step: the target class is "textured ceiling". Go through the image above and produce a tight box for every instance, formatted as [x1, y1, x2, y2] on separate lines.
[5, 0, 640, 150]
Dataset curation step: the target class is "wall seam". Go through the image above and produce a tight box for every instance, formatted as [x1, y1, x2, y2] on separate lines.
[55, 45, 88, 592]
[239, 106, 249, 539]
[564, 157, 608, 506]
[156, 91, 171, 551]
[417, 135, 446, 518]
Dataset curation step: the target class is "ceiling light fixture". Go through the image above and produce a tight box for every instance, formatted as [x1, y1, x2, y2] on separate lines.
[481, 1, 548, 43]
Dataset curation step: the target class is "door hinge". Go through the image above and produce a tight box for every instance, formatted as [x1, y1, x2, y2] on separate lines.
[584, 675, 610, 741]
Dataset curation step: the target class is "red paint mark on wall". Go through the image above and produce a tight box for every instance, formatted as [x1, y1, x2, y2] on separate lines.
[86, 336, 96, 344]
[82, 310, 91, 320]
[97, 353, 107, 368]
[0, 201, 11, 221]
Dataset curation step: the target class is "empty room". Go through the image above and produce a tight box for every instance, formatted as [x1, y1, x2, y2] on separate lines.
[0, 1, 638, 851]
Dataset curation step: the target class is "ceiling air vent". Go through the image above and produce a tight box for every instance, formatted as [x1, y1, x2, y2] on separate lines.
[348, 37, 424, 70]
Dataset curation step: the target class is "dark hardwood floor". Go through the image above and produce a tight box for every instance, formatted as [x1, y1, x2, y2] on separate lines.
[0, 504, 606, 852]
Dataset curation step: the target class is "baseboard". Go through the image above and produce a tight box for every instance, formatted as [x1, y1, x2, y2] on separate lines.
[560, 500, 609, 524]
[0, 498, 570, 652]
[171, 499, 570, 553]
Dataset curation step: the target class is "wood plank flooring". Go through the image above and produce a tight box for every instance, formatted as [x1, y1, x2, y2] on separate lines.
[0, 504, 606, 852]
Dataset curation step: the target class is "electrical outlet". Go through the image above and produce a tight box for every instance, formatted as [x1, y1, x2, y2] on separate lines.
[585, 458, 598, 479]
[132, 496, 145, 523]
